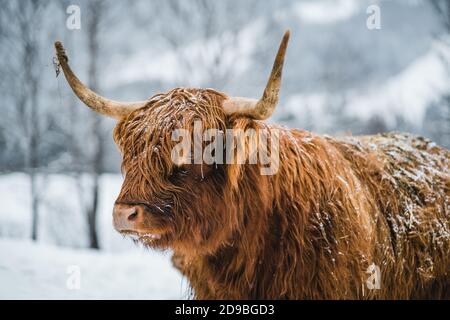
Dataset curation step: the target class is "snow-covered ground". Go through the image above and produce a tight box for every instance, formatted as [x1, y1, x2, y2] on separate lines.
[0, 173, 186, 299]
[0, 239, 187, 299]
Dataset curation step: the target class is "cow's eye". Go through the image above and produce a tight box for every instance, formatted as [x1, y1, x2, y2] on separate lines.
[169, 167, 189, 183]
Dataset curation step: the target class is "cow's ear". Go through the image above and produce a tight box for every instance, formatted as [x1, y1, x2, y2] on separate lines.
[224, 118, 261, 190]
[224, 118, 273, 216]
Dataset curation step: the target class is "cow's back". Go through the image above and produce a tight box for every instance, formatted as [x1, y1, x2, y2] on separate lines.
[329, 132, 450, 299]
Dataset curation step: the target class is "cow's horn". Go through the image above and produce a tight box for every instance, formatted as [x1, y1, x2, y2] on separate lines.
[223, 30, 290, 120]
[54, 41, 147, 120]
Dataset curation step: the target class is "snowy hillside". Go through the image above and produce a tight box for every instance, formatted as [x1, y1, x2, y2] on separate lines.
[281, 45, 449, 129]
[346, 46, 450, 126]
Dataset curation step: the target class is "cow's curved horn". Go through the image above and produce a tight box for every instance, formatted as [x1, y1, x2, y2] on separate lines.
[223, 30, 290, 120]
[54, 41, 147, 120]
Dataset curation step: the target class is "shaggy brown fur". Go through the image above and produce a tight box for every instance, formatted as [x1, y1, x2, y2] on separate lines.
[113, 88, 449, 299]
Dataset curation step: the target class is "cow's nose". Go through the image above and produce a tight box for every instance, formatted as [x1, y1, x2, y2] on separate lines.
[113, 204, 143, 232]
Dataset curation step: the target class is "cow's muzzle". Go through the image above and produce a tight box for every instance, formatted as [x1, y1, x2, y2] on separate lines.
[113, 203, 163, 239]
[113, 204, 141, 232]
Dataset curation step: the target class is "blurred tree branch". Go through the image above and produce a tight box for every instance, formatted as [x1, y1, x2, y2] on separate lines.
[431, 0, 450, 32]
[0, 0, 49, 241]
[429, 0, 450, 146]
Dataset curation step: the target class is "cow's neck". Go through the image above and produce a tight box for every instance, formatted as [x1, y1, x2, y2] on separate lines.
[189, 201, 283, 299]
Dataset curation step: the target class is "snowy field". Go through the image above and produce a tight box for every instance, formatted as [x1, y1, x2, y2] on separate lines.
[0, 173, 187, 299]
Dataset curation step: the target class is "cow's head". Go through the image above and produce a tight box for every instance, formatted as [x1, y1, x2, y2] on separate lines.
[54, 31, 289, 255]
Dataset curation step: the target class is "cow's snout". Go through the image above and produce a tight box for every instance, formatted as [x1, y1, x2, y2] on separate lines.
[113, 204, 144, 232]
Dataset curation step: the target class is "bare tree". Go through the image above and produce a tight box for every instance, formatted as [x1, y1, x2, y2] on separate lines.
[83, 0, 108, 249]
[0, 1, 48, 240]
[429, 0, 450, 146]
[316, 31, 375, 134]
[54, 0, 128, 249]
[431, 0, 450, 34]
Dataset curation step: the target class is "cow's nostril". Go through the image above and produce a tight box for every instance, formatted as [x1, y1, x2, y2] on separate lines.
[113, 205, 142, 232]
[128, 211, 138, 221]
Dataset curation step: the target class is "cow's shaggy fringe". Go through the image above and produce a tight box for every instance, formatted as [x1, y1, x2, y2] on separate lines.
[113, 88, 449, 299]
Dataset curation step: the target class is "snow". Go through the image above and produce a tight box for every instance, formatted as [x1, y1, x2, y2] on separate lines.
[285, 45, 450, 127]
[0, 238, 186, 299]
[0, 173, 186, 299]
[294, 0, 359, 25]
[109, 21, 264, 88]
[0, 173, 31, 237]
[347, 45, 450, 126]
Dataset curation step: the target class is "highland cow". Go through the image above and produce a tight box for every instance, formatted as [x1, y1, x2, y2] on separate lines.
[54, 31, 449, 299]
